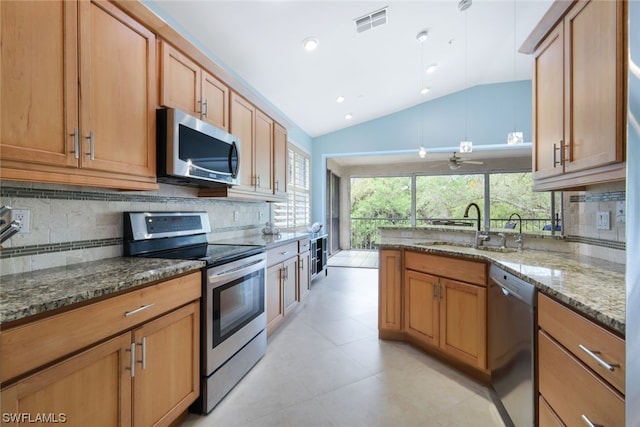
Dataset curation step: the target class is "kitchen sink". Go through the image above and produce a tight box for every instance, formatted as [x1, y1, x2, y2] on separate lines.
[477, 246, 518, 253]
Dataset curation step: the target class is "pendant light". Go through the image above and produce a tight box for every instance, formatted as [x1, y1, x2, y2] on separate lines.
[507, 0, 523, 145]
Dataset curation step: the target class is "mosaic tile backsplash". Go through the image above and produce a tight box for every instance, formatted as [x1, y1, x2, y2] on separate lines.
[1, 181, 269, 275]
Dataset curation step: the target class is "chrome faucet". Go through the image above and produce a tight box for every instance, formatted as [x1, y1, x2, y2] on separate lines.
[508, 213, 524, 251]
[464, 202, 489, 248]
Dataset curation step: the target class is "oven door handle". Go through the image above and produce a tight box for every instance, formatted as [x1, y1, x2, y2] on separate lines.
[208, 259, 266, 286]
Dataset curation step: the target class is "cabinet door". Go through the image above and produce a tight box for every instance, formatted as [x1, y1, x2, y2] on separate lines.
[563, 0, 624, 173]
[283, 257, 298, 315]
[273, 123, 288, 197]
[298, 251, 311, 301]
[202, 70, 229, 131]
[254, 109, 274, 194]
[78, 0, 156, 178]
[0, 333, 132, 427]
[439, 278, 487, 370]
[0, 0, 78, 168]
[132, 302, 199, 427]
[404, 270, 439, 347]
[379, 250, 402, 331]
[266, 264, 284, 335]
[533, 24, 565, 180]
[160, 41, 201, 117]
[230, 92, 256, 189]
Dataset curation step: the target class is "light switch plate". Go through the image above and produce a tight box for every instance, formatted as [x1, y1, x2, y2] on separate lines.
[596, 211, 610, 230]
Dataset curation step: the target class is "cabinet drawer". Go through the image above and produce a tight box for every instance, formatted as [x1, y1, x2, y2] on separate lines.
[538, 293, 625, 394]
[267, 242, 298, 266]
[539, 395, 565, 427]
[538, 331, 624, 426]
[404, 251, 486, 286]
[298, 238, 311, 254]
[1, 272, 201, 384]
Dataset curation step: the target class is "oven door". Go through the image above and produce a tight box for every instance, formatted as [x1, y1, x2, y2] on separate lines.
[205, 252, 266, 375]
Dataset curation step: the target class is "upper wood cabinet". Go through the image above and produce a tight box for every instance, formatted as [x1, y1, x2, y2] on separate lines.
[255, 109, 275, 195]
[273, 123, 288, 198]
[529, 0, 626, 191]
[200, 92, 286, 201]
[0, 0, 157, 191]
[159, 41, 229, 131]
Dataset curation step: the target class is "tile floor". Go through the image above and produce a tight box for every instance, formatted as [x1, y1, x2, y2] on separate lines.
[327, 250, 379, 269]
[181, 267, 506, 427]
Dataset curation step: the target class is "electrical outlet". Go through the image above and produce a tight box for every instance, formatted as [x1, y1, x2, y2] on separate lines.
[11, 209, 31, 233]
[233, 211, 239, 222]
[616, 201, 625, 223]
[596, 211, 610, 230]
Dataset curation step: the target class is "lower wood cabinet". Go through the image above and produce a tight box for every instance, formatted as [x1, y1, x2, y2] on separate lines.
[0, 273, 201, 427]
[378, 249, 488, 374]
[1, 333, 131, 426]
[537, 293, 625, 426]
[404, 270, 487, 371]
[378, 250, 402, 332]
[298, 241, 311, 301]
[266, 240, 305, 335]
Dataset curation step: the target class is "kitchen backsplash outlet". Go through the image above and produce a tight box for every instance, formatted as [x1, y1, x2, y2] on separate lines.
[0, 181, 270, 275]
[565, 181, 626, 244]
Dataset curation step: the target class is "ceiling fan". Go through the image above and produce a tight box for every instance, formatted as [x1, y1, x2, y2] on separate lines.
[448, 152, 483, 170]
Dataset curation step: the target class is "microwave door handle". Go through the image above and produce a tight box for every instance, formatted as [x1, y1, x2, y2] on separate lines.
[230, 141, 239, 179]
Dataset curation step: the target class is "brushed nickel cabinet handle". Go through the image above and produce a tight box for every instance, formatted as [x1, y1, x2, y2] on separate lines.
[124, 303, 155, 317]
[203, 99, 208, 118]
[127, 342, 136, 377]
[85, 130, 95, 160]
[581, 414, 602, 427]
[139, 337, 147, 370]
[71, 128, 79, 159]
[578, 344, 619, 371]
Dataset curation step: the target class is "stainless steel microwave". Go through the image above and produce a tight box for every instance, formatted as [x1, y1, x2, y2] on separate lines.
[157, 108, 239, 187]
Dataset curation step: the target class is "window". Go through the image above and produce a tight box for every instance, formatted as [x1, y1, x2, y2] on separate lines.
[349, 170, 558, 249]
[272, 145, 310, 229]
[489, 172, 555, 232]
[415, 174, 484, 226]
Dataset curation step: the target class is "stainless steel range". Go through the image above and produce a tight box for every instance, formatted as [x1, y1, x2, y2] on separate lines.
[124, 211, 267, 414]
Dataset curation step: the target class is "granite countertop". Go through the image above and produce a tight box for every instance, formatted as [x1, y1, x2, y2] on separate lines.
[0, 258, 206, 325]
[379, 238, 626, 336]
[215, 232, 312, 248]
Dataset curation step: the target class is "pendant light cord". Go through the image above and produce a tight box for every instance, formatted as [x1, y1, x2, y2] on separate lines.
[464, 10, 468, 141]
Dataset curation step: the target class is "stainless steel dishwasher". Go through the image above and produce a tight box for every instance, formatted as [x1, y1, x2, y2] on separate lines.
[490, 264, 536, 427]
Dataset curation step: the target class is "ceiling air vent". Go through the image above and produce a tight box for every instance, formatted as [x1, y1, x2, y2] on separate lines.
[354, 7, 388, 33]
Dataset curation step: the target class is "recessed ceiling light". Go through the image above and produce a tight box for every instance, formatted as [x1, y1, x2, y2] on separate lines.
[345, 113, 353, 120]
[420, 87, 430, 95]
[425, 63, 438, 74]
[303, 37, 319, 51]
[336, 96, 345, 103]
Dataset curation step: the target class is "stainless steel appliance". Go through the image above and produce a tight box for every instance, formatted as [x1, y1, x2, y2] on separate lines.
[124, 211, 267, 414]
[157, 108, 240, 187]
[490, 264, 536, 427]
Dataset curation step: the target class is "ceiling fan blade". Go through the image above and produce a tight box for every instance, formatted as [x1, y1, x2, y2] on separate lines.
[463, 160, 484, 164]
